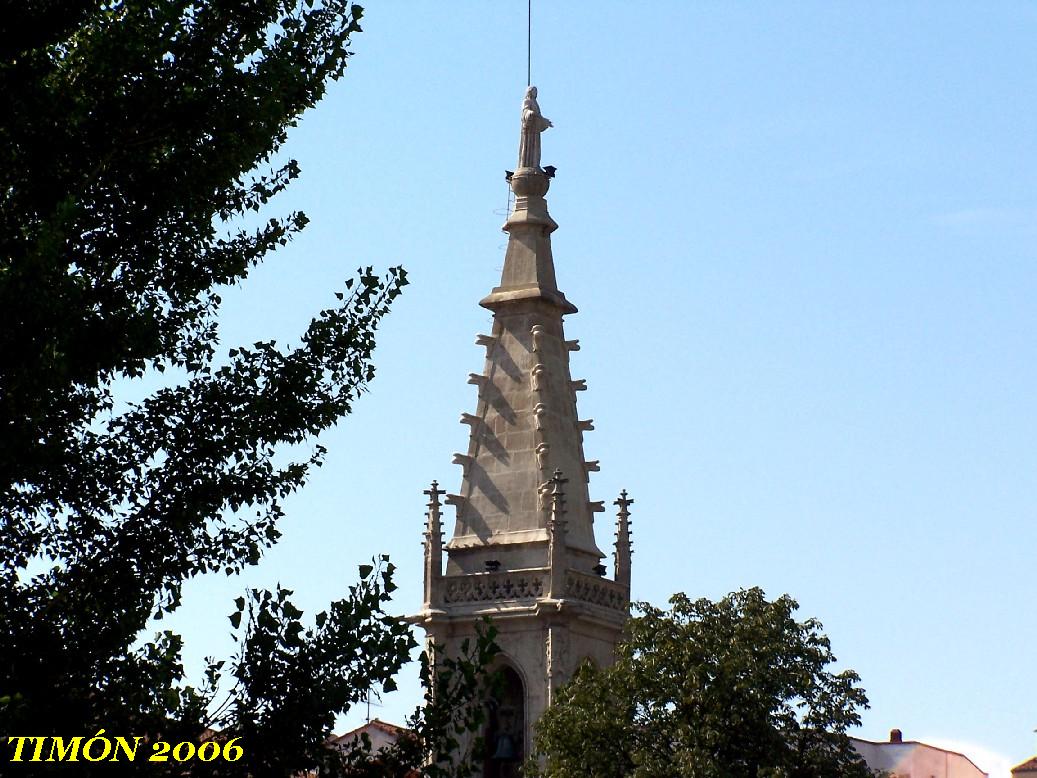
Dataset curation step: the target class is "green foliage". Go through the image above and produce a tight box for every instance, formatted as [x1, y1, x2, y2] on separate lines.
[334, 622, 503, 777]
[0, 2, 494, 775]
[529, 588, 873, 778]
[196, 564, 498, 777]
[209, 560, 414, 776]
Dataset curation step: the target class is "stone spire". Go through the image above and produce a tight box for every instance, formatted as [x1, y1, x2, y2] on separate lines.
[422, 481, 444, 609]
[546, 470, 568, 598]
[613, 490, 634, 591]
[444, 86, 604, 576]
[415, 88, 630, 771]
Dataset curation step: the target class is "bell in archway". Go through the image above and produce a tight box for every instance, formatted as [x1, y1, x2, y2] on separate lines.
[491, 732, 518, 762]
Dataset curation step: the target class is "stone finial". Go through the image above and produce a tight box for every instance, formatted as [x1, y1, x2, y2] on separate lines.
[531, 324, 548, 353]
[533, 402, 547, 431]
[535, 442, 551, 471]
[537, 480, 552, 511]
[615, 490, 635, 514]
[614, 490, 634, 591]
[518, 86, 552, 170]
[546, 470, 568, 598]
[548, 470, 568, 524]
[423, 481, 445, 607]
[531, 363, 546, 392]
[424, 481, 444, 538]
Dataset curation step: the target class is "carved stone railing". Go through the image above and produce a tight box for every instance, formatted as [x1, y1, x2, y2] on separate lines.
[439, 570, 629, 613]
[442, 572, 545, 604]
[566, 571, 628, 612]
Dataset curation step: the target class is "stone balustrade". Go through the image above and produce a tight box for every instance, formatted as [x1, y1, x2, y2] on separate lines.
[565, 571, 628, 611]
[439, 569, 628, 612]
[442, 572, 545, 604]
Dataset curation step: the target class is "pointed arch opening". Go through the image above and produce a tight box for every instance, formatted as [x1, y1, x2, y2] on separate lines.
[481, 662, 526, 778]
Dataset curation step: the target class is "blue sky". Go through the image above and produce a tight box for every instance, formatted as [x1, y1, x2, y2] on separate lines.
[157, 3, 1037, 774]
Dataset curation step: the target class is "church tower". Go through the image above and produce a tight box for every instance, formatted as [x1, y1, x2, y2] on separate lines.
[413, 87, 632, 773]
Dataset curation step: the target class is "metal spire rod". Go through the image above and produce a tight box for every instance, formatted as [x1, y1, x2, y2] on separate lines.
[527, 0, 532, 86]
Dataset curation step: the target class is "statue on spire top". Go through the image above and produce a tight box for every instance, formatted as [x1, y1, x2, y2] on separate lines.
[518, 86, 552, 170]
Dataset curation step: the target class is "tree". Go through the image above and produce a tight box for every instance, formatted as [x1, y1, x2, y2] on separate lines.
[528, 588, 874, 778]
[0, 2, 491, 774]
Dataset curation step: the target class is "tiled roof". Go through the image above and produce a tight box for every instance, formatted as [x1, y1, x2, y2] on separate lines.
[366, 719, 411, 737]
[1013, 756, 1037, 774]
[329, 718, 413, 743]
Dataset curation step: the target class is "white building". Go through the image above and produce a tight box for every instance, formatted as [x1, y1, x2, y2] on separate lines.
[852, 729, 987, 778]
